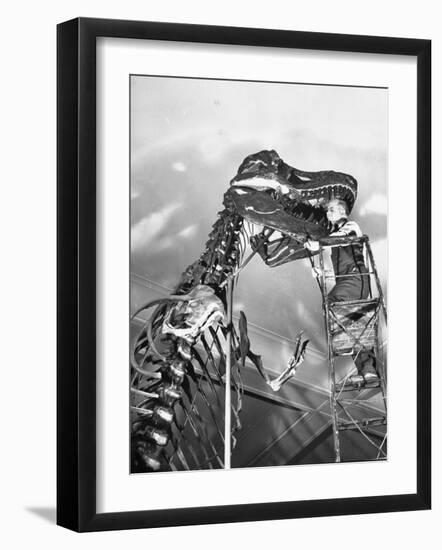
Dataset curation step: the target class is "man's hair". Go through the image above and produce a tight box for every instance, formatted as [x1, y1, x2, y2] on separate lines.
[326, 198, 349, 216]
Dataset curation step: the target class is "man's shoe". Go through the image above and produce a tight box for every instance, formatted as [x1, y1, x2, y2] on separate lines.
[363, 371, 379, 383]
[349, 374, 365, 386]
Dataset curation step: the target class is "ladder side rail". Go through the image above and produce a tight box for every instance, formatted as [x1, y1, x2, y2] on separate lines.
[373, 314, 388, 414]
[365, 236, 388, 425]
[367, 320, 388, 460]
[365, 240, 374, 299]
[364, 238, 388, 322]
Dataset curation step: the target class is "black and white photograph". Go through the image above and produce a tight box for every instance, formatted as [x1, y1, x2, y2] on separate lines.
[130, 75, 388, 473]
[0, 0, 436, 544]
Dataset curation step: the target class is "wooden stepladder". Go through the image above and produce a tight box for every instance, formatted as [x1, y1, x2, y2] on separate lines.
[313, 235, 387, 462]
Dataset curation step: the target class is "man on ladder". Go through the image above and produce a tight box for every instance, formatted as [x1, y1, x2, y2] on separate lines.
[305, 197, 378, 384]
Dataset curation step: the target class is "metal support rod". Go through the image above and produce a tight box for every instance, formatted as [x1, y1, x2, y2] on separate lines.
[219, 249, 258, 289]
[317, 243, 341, 462]
[224, 278, 234, 469]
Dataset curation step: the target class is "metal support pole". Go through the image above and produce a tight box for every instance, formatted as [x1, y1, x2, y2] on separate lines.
[224, 279, 233, 469]
[318, 244, 341, 462]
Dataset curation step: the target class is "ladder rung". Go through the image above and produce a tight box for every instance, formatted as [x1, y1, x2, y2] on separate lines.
[319, 235, 369, 247]
[328, 298, 380, 307]
[337, 417, 387, 431]
[331, 349, 377, 358]
[335, 381, 382, 392]
[325, 271, 377, 279]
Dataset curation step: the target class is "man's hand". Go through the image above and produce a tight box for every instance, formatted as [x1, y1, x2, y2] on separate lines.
[304, 239, 320, 252]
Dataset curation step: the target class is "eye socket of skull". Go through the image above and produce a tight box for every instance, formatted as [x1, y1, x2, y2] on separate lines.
[187, 300, 206, 317]
[161, 285, 225, 341]
[186, 300, 200, 312]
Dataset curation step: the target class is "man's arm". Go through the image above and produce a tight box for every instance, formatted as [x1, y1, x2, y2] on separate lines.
[305, 220, 362, 249]
[329, 220, 362, 238]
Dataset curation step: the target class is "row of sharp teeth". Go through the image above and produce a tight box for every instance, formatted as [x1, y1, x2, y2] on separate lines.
[288, 201, 328, 225]
[299, 184, 355, 206]
[231, 179, 355, 208]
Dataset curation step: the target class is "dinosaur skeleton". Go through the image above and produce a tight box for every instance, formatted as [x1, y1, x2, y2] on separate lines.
[130, 149, 358, 473]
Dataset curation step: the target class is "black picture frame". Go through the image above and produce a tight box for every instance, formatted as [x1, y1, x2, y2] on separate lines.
[57, 17, 431, 532]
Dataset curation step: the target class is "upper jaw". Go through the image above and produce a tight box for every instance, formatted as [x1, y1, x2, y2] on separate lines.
[230, 175, 355, 211]
[230, 173, 302, 198]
